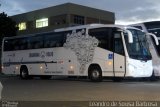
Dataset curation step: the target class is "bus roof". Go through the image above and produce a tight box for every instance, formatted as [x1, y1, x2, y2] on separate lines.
[128, 21, 160, 27]
[54, 23, 137, 32]
[3, 24, 140, 40]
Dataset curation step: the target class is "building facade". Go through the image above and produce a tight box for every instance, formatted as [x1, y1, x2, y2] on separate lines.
[11, 3, 115, 36]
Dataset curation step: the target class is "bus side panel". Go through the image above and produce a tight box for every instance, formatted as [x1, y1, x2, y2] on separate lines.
[54, 47, 79, 76]
[2, 51, 19, 75]
[85, 47, 114, 77]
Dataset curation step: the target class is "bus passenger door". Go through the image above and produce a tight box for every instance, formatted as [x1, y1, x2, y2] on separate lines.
[113, 32, 125, 77]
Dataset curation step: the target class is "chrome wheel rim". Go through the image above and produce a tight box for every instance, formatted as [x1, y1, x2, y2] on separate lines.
[22, 70, 27, 78]
[92, 70, 99, 79]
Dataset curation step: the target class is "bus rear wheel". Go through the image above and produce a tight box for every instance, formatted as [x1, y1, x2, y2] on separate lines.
[20, 66, 29, 79]
[89, 66, 102, 82]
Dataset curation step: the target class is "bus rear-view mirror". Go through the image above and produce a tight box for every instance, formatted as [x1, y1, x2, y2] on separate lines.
[126, 30, 133, 43]
[147, 33, 159, 45]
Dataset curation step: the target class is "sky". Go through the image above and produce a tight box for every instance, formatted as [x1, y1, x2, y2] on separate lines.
[0, 0, 160, 25]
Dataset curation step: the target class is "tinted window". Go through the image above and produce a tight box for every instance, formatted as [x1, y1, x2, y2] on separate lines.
[144, 21, 160, 30]
[4, 39, 13, 51]
[4, 38, 28, 51]
[28, 36, 43, 49]
[19, 38, 28, 50]
[114, 33, 124, 55]
[74, 15, 85, 25]
[89, 28, 113, 51]
[44, 32, 65, 48]
[151, 37, 160, 56]
[3, 30, 83, 51]
[132, 26, 143, 30]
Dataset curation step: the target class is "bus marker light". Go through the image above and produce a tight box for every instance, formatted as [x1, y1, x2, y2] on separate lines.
[40, 66, 43, 69]
[70, 65, 74, 70]
[16, 66, 19, 70]
[108, 61, 112, 66]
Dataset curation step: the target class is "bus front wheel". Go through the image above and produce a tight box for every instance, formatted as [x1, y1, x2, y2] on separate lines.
[88, 66, 102, 82]
[20, 66, 29, 79]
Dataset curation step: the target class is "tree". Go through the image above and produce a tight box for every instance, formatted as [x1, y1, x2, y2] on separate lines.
[0, 12, 18, 38]
[0, 12, 18, 71]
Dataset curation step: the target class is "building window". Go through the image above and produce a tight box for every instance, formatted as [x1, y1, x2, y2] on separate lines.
[18, 22, 26, 30]
[74, 15, 85, 25]
[36, 18, 48, 28]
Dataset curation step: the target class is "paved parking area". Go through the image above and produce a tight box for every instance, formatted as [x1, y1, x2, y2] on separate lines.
[0, 75, 160, 101]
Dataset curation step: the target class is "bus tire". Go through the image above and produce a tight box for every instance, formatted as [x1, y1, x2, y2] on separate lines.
[20, 66, 29, 79]
[88, 65, 102, 82]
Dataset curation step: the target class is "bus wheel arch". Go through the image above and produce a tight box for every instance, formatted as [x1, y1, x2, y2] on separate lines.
[88, 64, 102, 82]
[20, 65, 29, 79]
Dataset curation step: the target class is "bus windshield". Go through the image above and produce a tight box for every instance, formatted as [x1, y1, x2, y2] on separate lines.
[148, 28, 160, 37]
[147, 28, 160, 56]
[124, 29, 151, 60]
[144, 22, 160, 56]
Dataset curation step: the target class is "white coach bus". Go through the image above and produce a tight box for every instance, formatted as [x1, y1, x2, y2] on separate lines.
[130, 21, 160, 79]
[1, 24, 156, 81]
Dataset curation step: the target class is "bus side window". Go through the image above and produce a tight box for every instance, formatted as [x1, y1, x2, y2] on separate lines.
[44, 33, 56, 48]
[151, 36, 160, 56]
[54, 33, 64, 47]
[19, 38, 28, 50]
[44, 32, 64, 48]
[114, 33, 124, 55]
[89, 28, 112, 51]
[50, 41, 56, 47]
[28, 36, 43, 49]
[4, 39, 13, 51]
[44, 41, 50, 48]
[13, 39, 20, 50]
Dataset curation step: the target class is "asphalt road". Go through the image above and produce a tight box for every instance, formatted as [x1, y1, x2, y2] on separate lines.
[1, 75, 160, 101]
